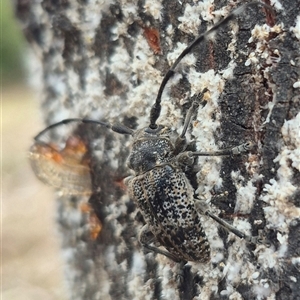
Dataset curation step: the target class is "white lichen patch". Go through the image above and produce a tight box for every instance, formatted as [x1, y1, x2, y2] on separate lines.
[111, 21, 131, 40]
[289, 15, 300, 89]
[249, 24, 283, 43]
[231, 171, 256, 214]
[255, 246, 279, 278]
[196, 161, 223, 196]
[178, 3, 204, 35]
[181, 60, 243, 297]
[262, 93, 277, 124]
[203, 216, 224, 251]
[110, 46, 133, 82]
[220, 287, 243, 299]
[220, 60, 237, 80]
[223, 237, 255, 286]
[222, 238, 270, 298]
[246, 24, 284, 67]
[143, 0, 163, 21]
[178, 0, 230, 36]
[281, 113, 300, 169]
[190, 257, 222, 299]
[252, 243, 283, 299]
[156, 260, 181, 300]
[260, 113, 300, 266]
[121, 1, 138, 21]
[191, 68, 228, 197]
[108, 27, 165, 124]
[167, 42, 196, 67]
[189, 69, 224, 98]
[270, 0, 283, 11]
[127, 252, 152, 300]
[290, 15, 300, 40]
[227, 26, 238, 56]
[262, 113, 300, 233]
[252, 282, 273, 300]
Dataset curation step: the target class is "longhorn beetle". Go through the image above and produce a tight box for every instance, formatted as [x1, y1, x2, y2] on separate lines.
[29, 2, 273, 263]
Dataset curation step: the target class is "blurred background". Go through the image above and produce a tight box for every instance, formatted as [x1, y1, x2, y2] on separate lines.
[2, 1, 67, 299]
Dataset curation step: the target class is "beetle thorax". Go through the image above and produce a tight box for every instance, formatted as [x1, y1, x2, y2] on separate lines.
[127, 127, 175, 175]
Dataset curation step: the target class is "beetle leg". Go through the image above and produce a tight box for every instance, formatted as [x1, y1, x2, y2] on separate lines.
[177, 142, 253, 168]
[174, 88, 208, 155]
[194, 199, 270, 246]
[177, 141, 253, 168]
[192, 141, 254, 157]
[139, 225, 183, 262]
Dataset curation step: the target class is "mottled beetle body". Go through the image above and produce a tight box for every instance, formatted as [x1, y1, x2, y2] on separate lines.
[30, 2, 273, 263]
[125, 126, 210, 262]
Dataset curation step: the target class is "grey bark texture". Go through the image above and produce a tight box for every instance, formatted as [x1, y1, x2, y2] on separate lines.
[16, 0, 300, 299]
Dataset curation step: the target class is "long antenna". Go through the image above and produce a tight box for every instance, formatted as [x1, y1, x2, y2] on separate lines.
[148, 1, 273, 129]
[34, 118, 134, 141]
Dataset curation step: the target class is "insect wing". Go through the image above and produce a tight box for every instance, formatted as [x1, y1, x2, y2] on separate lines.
[29, 122, 92, 195]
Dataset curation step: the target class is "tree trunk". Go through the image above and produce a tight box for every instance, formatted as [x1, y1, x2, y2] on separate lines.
[16, 0, 300, 299]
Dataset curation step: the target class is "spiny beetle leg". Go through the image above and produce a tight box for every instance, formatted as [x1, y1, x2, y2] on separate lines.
[194, 199, 269, 246]
[192, 142, 254, 157]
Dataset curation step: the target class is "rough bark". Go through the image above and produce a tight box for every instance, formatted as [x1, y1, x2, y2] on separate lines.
[16, 0, 300, 299]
